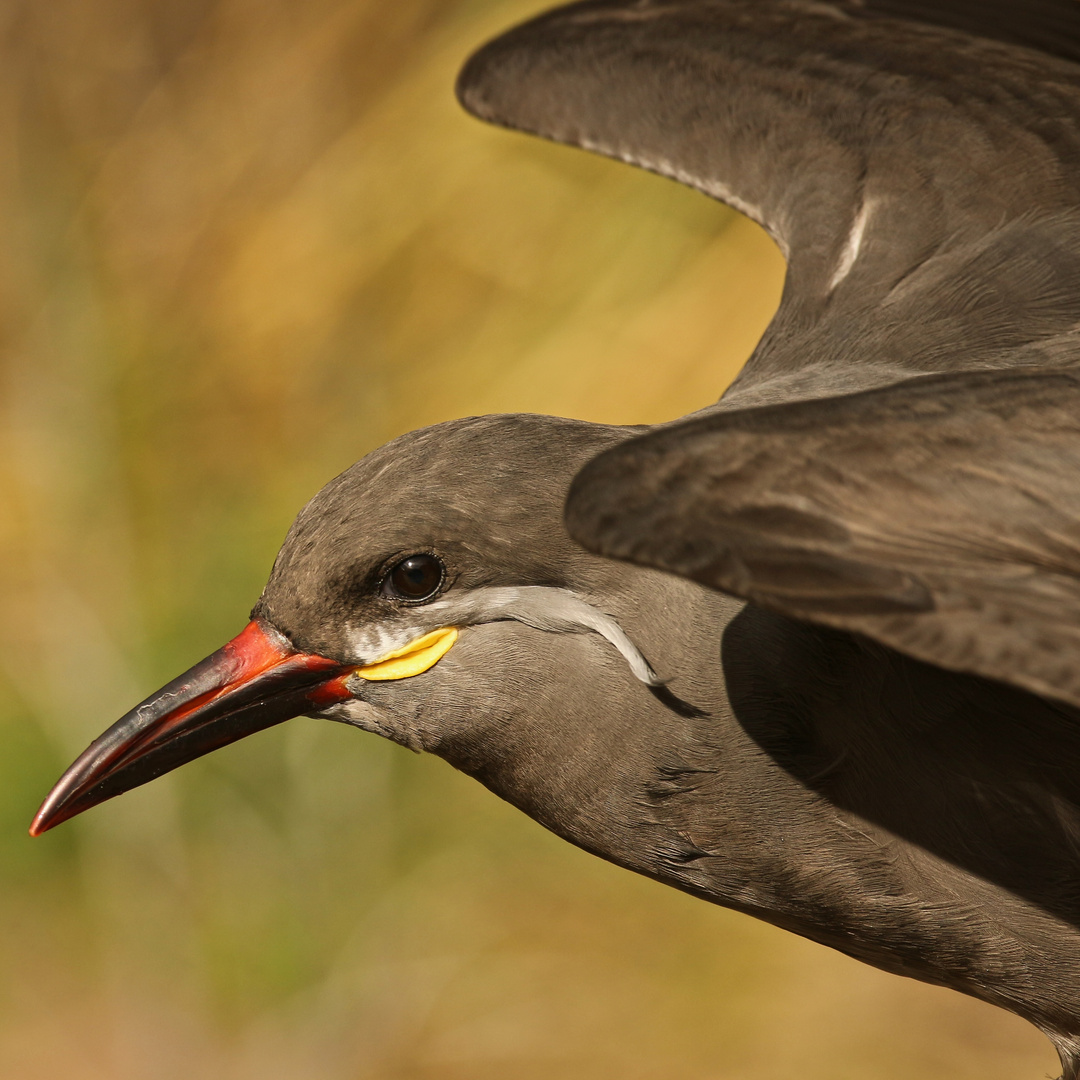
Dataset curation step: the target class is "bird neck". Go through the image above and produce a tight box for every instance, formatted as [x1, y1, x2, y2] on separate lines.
[420, 601, 845, 929]
[433, 600, 1080, 1036]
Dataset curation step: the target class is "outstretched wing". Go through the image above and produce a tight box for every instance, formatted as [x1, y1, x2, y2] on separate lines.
[566, 368, 1080, 709]
[458, 0, 1080, 406]
[463, 0, 1080, 703]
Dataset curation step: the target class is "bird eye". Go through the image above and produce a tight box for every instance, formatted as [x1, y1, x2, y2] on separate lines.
[382, 553, 445, 602]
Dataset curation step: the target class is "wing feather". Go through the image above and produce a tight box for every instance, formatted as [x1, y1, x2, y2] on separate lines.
[459, 0, 1080, 402]
[566, 368, 1080, 708]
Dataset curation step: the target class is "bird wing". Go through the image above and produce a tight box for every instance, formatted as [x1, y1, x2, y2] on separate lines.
[565, 367, 1080, 709]
[463, 1, 1080, 704]
[458, 0, 1080, 404]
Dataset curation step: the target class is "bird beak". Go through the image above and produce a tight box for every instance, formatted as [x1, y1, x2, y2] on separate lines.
[29, 619, 354, 836]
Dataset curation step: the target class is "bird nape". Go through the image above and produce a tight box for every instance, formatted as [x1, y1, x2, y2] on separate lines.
[29, 1, 1080, 1077]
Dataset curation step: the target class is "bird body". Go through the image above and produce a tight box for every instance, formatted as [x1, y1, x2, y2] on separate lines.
[248, 413, 1080, 1059]
[29, 1, 1080, 1075]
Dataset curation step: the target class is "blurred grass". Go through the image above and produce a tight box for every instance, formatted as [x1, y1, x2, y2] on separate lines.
[0, 1, 1059, 1077]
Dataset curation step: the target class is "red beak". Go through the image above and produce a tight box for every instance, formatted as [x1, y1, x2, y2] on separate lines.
[30, 620, 353, 836]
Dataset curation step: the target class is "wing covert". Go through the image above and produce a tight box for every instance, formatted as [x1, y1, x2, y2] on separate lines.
[565, 368, 1080, 709]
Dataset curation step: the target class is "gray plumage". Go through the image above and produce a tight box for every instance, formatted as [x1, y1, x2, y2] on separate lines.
[30, 2, 1080, 1076]
[568, 368, 1080, 709]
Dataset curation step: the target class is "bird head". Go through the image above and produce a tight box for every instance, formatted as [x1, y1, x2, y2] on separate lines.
[30, 413, 729, 851]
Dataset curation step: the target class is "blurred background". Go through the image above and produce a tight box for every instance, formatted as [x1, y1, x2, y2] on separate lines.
[0, 1, 1060, 1077]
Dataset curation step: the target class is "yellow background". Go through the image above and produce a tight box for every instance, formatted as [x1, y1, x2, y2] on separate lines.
[0, 0, 1058, 1076]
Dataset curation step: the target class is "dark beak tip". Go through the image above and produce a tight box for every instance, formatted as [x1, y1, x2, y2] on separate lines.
[29, 808, 57, 838]
[29, 789, 75, 837]
[28, 620, 354, 834]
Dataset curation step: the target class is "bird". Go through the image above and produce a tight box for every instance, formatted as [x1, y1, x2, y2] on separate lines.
[27, 0, 1080, 1075]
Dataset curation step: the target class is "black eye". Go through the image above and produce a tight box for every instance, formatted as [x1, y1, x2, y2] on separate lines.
[382, 553, 445, 602]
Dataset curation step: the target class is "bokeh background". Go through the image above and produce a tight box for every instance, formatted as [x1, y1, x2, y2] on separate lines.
[0, 1, 1061, 1077]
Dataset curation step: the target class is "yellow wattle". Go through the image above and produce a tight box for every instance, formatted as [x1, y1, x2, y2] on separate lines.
[354, 626, 458, 681]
